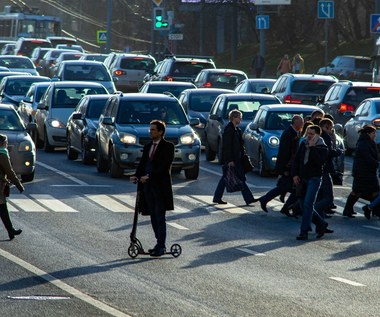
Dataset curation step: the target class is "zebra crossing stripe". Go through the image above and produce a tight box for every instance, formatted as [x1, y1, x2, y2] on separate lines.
[86, 194, 131, 213]
[30, 194, 77, 212]
[9, 194, 49, 212]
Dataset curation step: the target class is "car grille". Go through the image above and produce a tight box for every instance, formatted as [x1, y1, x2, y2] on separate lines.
[139, 137, 179, 145]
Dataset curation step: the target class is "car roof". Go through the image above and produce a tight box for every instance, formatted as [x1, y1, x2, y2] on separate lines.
[260, 104, 320, 111]
[245, 78, 276, 83]
[335, 81, 380, 87]
[84, 94, 111, 100]
[336, 55, 371, 60]
[117, 92, 179, 101]
[182, 88, 234, 94]
[50, 81, 107, 88]
[145, 81, 195, 86]
[201, 68, 246, 74]
[219, 93, 279, 99]
[60, 60, 104, 66]
[3, 75, 49, 80]
[284, 73, 337, 81]
[0, 55, 31, 60]
[0, 103, 18, 111]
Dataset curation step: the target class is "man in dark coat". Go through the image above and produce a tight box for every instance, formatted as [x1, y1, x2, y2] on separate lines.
[256, 115, 303, 215]
[251, 52, 265, 78]
[130, 120, 174, 256]
[213, 109, 255, 205]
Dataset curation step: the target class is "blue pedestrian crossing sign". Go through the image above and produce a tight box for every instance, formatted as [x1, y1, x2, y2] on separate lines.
[371, 14, 380, 33]
[97, 30, 107, 44]
[256, 15, 269, 30]
[318, 1, 334, 19]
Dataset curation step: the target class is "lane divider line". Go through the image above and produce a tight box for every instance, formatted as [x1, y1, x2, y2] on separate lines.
[329, 277, 365, 287]
[236, 247, 266, 256]
[36, 162, 88, 186]
[167, 222, 189, 230]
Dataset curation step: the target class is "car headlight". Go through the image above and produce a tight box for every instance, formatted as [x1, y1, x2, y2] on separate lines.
[181, 133, 195, 145]
[18, 140, 33, 152]
[268, 136, 280, 146]
[47, 119, 65, 129]
[119, 133, 136, 144]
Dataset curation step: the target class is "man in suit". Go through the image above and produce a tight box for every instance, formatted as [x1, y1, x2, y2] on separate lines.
[130, 120, 174, 257]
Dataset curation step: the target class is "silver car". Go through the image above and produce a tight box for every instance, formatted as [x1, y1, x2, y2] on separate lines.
[0, 103, 36, 182]
[343, 97, 380, 153]
[0, 56, 41, 75]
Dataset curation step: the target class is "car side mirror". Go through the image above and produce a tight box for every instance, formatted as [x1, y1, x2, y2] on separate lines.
[72, 113, 83, 120]
[209, 114, 220, 120]
[102, 117, 113, 125]
[22, 96, 32, 103]
[189, 118, 200, 126]
[37, 103, 48, 110]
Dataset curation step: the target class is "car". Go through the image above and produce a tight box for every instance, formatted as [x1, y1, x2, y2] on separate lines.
[0, 43, 15, 55]
[0, 72, 32, 84]
[55, 44, 85, 53]
[66, 94, 110, 164]
[242, 104, 321, 176]
[14, 38, 52, 57]
[47, 36, 77, 47]
[95, 92, 201, 179]
[234, 78, 276, 94]
[343, 97, 380, 154]
[0, 103, 36, 182]
[79, 54, 108, 62]
[55, 60, 116, 93]
[177, 88, 234, 143]
[107, 53, 156, 92]
[193, 68, 248, 89]
[138, 81, 196, 98]
[204, 93, 281, 162]
[150, 55, 215, 82]
[34, 81, 108, 152]
[0, 75, 51, 109]
[317, 55, 372, 81]
[317, 81, 380, 125]
[30, 47, 52, 67]
[49, 52, 85, 78]
[0, 56, 41, 75]
[18, 82, 51, 126]
[271, 73, 337, 105]
[38, 49, 74, 77]
[0, 40, 16, 54]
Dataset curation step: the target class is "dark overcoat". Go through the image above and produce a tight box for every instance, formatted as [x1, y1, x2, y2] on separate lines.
[135, 138, 174, 211]
[352, 133, 379, 194]
[275, 125, 299, 175]
[221, 121, 245, 165]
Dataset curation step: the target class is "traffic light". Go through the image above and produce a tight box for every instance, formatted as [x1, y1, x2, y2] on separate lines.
[154, 7, 169, 30]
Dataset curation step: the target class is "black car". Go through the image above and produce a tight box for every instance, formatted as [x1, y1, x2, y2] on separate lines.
[66, 94, 110, 164]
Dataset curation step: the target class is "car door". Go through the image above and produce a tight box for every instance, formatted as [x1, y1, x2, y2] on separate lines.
[243, 108, 263, 162]
[97, 97, 115, 158]
[345, 101, 370, 149]
[71, 97, 87, 150]
[205, 95, 224, 152]
[35, 85, 52, 143]
[18, 84, 35, 125]
[249, 109, 267, 166]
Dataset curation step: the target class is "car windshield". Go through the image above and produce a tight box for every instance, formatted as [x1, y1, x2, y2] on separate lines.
[0, 110, 24, 131]
[208, 73, 246, 87]
[172, 62, 213, 77]
[189, 93, 221, 112]
[53, 87, 107, 108]
[5, 78, 47, 95]
[248, 82, 274, 93]
[120, 58, 155, 72]
[117, 100, 188, 125]
[64, 65, 111, 81]
[265, 111, 312, 130]
[147, 85, 191, 98]
[224, 98, 279, 120]
[35, 86, 48, 102]
[86, 99, 108, 119]
[291, 80, 334, 94]
[344, 87, 380, 106]
[0, 58, 34, 69]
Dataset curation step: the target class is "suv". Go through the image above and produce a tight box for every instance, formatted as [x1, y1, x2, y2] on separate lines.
[106, 53, 156, 92]
[14, 38, 52, 57]
[317, 55, 372, 81]
[193, 68, 248, 89]
[150, 55, 215, 82]
[95, 92, 201, 179]
[317, 81, 380, 125]
[271, 73, 337, 105]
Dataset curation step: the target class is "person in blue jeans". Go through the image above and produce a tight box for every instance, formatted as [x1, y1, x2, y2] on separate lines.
[292, 125, 332, 240]
[213, 109, 256, 206]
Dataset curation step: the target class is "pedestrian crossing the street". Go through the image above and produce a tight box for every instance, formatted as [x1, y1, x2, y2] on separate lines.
[6, 193, 365, 217]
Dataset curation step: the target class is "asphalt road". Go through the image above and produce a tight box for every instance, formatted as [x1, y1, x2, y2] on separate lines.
[0, 150, 379, 317]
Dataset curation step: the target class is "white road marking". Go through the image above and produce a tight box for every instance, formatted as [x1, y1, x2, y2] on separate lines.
[0, 248, 131, 317]
[51, 185, 113, 187]
[37, 162, 88, 185]
[9, 194, 48, 212]
[237, 247, 266, 256]
[86, 195, 131, 213]
[167, 222, 189, 230]
[329, 277, 365, 287]
[362, 225, 380, 231]
[190, 195, 249, 214]
[30, 195, 77, 212]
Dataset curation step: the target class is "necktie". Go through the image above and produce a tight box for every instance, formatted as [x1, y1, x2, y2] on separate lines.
[150, 143, 157, 160]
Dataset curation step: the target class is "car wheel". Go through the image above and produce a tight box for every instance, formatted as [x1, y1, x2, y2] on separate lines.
[21, 172, 34, 183]
[258, 149, 269, 177]
[109, 146, 124, 178]
[96, 142, 109, 173]
[205, 142, 216, 161]
[66, 135, 78, 160]
[43, 128, 54, 152]
[81, 138, 93, 165]
[184, 162, 199, 180]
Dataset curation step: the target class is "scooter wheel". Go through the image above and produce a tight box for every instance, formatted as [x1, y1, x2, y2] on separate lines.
[128, 244, 139, 258]
[170, 244, 182, 257]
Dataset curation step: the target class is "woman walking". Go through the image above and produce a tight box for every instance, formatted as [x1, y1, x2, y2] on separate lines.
[0, 134, 24, 240]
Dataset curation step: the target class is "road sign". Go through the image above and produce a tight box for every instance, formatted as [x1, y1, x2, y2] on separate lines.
[318, 1, 334, 19]
[152, 0, 163, 6]
[169, 33, 183, 40]
[256, 15, 269, 30]
[254, 0, 291, 4]
[97, 30, 107, 44]
[371, 14, 380, 33]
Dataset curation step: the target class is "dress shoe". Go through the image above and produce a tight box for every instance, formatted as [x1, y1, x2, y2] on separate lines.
[8, 229, 22, 241]
[150, 247, 166, 257]
[343, 212, 355, 218]
[325, 228, 334, 234]
[148, 245, 158, 254]
[246, 197, 258, 206]
[279, 193, 285, 203]
[280, 207, 293, 217]
[324, 208, 335, 214]
[296, 233, 308, 240]
[260, 200, 268, 213]
[213, 199, 227, 205]
[362, 205, 372, 220]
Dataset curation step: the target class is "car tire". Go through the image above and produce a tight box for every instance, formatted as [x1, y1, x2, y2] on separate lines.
[81, 138, 93, 165]
[21, 172, 34, 182]
[184, 162, 199, 180]
[258, 149, 269, 177]
[43, 128, 54, 152]
[109, 146, 124, 178]
[205, 142, 216, 161]
[33, 130, 43, 149]
[96, 142, 109, 173]
[67, 135, 78, 160]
